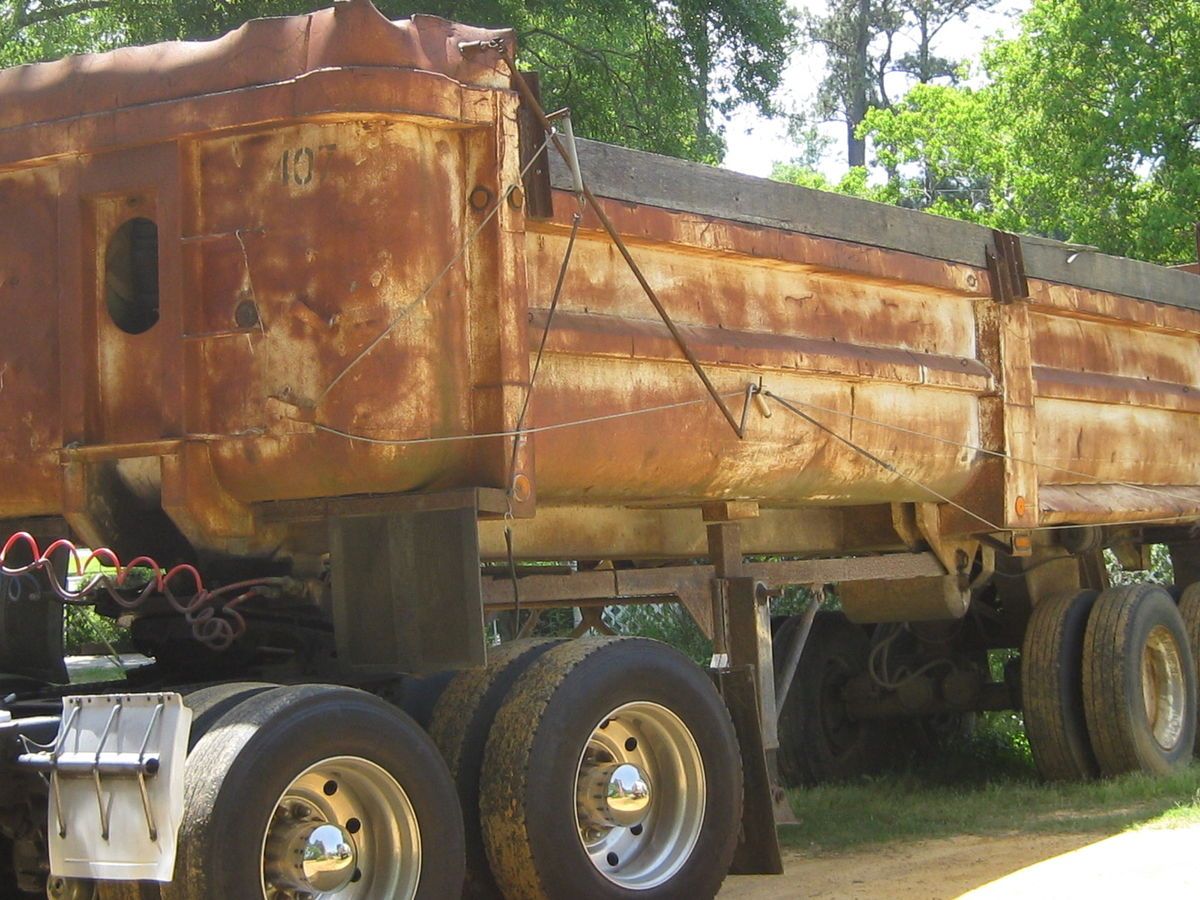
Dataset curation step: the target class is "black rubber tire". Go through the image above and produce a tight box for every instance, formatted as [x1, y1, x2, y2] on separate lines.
[1175, 582, 1200, 756]
[181, 681, 276, 751]
[429, 639, 564, 899]
[97, 682, 277, 900]
[1083, 583, 1198, 776]
[391, 670, 458, 730]
[479, 637, 741, 900]
[776, 610, 880, 786]
[161, 684, 465, 899]
[1021, 590, 1101, 781]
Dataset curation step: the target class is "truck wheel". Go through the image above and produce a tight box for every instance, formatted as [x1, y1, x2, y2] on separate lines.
[1175, 583, 1200, 755]
[1022, 590, 1100, 781]
[429, 638, 563, 898]
[1083, 583, 1198, 776]
[480, 637, 741, 899]
[162, 684, 464, 900]
[98, 683, 278, 900]
[776, 611, 879, 786]
[181, 681, 275, 750]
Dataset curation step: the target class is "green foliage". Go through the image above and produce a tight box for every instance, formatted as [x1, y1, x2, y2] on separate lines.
[770, 163, 836, 192]
[63, 604, 128, 656]
[861, 82, 1004, 217]
[983, 0, 1200, 261]
[856, 0, 1200, 263]
[610, 603, 712, 665]
[1105, 543, 1174, 587]
[771, 159, 890, 205]
[0, 2, 122, 66]
[0, 0, 794, 163]
[899, 710, 1033, 786]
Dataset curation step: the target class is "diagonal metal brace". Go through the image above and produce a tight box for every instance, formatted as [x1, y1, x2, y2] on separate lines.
[502, 51, 746, 439]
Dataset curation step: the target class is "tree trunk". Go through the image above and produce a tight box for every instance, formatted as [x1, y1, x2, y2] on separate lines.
[846, 0, 870, 168]
[687, 9, 714, 159]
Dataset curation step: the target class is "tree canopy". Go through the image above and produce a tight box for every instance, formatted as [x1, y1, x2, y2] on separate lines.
[799, 0, 997, 167]
[0, 0, 793, 163]
[7, 0, 1197, 263]
[784, 0, 1200, 264]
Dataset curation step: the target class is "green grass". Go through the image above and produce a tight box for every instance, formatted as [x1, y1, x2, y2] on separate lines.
[781, 759, 1200, 854]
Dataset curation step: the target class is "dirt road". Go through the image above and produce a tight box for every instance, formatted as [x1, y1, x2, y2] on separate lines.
[720, 824, 1200, 898]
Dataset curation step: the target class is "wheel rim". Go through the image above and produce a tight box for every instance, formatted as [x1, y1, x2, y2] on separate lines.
[261, 756, 421, 899]
[574, 701, 705, 890]
[1141, 625, 1187, 751]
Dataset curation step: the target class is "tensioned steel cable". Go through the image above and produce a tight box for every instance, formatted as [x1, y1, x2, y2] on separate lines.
[762, 391, 1005, 532]
[317, 382, 1200, 534]
[313, 391, 746, 446]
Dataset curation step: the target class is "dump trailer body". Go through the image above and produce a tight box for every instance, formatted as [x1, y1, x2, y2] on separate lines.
[2, 4, 1200, 897]
[2, 0, 1197, 575]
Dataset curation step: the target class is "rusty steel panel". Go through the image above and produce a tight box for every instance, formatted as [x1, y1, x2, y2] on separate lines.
[0, 1, 512, 133]
[2, 0, 1200, 569]
[194, 120, 478, 497]
[0, 166, 61, 519]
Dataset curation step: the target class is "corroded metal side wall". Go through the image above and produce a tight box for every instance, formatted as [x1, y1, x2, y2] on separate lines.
[0, 165, 62, 517]
[522, 205, 987, 507]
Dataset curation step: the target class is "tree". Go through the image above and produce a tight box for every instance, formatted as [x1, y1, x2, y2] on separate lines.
[799, 0, 997, 168]
[856, 0, 1200, 264]
[669, 0, 795, 159]
[803, 0, 898, 168]
[893, 0, 999, 85]
[983, 0, 1200, 262]
[0, 1, 120, 65]
[0, 0, 794, 164]
[860, 82, 1004, 215]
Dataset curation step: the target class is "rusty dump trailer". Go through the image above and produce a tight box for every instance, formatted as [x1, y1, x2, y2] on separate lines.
[2, 1, 1200, 897]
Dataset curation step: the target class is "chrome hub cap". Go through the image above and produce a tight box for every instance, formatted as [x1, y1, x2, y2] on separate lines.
[575, 702, 705, 890]
[578, 761, 653, 828]
[267, 820, 358, 894]
[261, 756, 421, 899]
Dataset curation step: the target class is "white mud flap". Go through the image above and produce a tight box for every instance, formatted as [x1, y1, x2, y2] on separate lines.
[19, 693, 191, 882]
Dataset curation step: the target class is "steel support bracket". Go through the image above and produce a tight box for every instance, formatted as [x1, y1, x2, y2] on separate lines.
[329, 503, 486, 674]
[986, 229, 1029, 303]
[706, 516, 785, 872]
[713, 665, 784, 876]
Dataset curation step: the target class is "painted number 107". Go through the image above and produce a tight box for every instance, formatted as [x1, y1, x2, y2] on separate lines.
[279, 145, 337, 187]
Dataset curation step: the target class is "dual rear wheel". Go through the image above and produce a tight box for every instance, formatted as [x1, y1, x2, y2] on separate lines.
[103, 636, 740, 899]
[434, 636, 743, 899]
[100, 683, 464, 900]
[1023, 583, 1197, 780]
